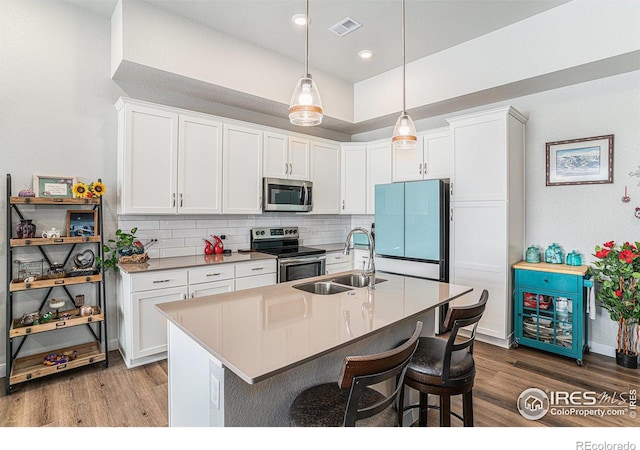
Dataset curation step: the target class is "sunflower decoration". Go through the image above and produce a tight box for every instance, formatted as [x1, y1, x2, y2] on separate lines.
[89, 181, 106, 197]
[72, 182, 88, 198]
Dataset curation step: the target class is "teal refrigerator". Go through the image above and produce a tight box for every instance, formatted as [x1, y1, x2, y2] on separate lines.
[374, 179, 450, 282]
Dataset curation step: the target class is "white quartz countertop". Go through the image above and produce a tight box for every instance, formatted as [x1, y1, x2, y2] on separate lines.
[156, 270, 473, 384]
[117, 252, 276, 274]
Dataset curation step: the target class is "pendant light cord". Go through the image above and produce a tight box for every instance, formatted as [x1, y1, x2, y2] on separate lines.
[305, 0, 310, 77]
[402, 0, 406, 115]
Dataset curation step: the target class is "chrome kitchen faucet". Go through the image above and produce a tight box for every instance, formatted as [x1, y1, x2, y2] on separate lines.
[343, 227, 376, 290]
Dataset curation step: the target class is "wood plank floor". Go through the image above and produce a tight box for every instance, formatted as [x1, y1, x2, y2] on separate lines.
[1, 341, 638, 427]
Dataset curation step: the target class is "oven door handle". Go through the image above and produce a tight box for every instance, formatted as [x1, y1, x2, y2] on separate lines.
[279, 255, 326, 265]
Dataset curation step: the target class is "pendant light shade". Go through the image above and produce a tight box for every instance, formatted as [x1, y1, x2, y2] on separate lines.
[392, 0, 416, 150]
[289, 0, 323, 126]
[289, 75, 323, 126]
[392, 113, 417, 150]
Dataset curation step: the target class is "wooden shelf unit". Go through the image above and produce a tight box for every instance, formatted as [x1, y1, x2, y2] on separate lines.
[5, 174, 108, 393]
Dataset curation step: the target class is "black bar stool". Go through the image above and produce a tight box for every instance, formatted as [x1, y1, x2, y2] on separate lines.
[398, 290, 488, 427]
[288, 321, 423, 427]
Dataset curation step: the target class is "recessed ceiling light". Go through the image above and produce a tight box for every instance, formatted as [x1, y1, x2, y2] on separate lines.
[359, 50, 374, 60]
[292, 14, 308, 26]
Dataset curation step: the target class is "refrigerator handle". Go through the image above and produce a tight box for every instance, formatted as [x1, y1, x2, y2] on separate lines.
[449, 182, 453, 197]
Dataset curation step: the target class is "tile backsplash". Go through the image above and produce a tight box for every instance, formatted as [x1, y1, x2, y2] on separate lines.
[118, 213, 375, 259]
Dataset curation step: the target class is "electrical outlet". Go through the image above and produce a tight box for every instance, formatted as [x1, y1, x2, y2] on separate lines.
[220, 235, 226, 239]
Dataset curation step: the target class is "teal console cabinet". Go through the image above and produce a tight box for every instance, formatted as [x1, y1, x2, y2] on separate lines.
[513, 261, 591, 365]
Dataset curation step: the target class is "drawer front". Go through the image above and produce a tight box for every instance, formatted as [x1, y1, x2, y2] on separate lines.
[235, 273, 276, 291]
[236, 259, 277, 278]
[188, 264, 235, 285]
[517, 269, 578, 293]
[326, 252, 352, 265]
[131, 270, 187, 292]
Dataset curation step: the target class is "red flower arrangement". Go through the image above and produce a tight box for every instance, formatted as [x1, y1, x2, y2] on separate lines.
[590, 240, 640, 361]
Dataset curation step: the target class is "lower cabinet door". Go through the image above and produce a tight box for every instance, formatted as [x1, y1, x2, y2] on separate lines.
[235, 273, 276, 291]
[132, 286, 187, 359]
[188, 279, 235, 298]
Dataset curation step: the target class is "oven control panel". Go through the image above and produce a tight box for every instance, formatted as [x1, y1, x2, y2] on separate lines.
[252, 227, 299, 240]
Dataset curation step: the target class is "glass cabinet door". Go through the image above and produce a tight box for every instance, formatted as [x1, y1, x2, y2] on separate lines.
[519, 290, 574, 350]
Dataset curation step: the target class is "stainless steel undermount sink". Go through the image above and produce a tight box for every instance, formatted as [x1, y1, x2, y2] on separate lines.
[293, 281, 353, 295]
[330, 274, 387, 288]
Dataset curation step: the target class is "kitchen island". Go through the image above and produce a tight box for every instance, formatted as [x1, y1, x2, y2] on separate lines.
[155, 270, 472, 426]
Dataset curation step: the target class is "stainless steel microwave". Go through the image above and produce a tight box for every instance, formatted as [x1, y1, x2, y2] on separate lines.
[263, 178, 313, 212]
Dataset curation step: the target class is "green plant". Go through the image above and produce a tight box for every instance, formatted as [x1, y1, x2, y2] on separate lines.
[590, 240, 640, 357]
[97, 227, 138, 272]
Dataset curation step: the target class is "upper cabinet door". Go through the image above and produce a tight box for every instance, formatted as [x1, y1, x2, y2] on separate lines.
[447, 107, 525, 202]
[263, 132, 288, 179]
[223, 124, 263, 214]
[366, 141, 392, 215]
[392, 138, 424, 182]
[118, 102, 179, 215]
[422, 127, 450, 180]
[178, 114, 223, 214]
[341, 144, 367, 214]
[310, 141, 341, 214]
[287, 137, 310, 181]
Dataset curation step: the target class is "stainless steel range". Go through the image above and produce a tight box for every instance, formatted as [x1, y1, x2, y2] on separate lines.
[250, 227, 326, 283]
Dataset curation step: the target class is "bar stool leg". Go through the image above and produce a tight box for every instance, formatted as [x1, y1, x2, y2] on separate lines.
[440, 395, 451, 427]
[419, 392, 428, 426]
[463, 391, 474, 427]
[397, 384, 405, 427]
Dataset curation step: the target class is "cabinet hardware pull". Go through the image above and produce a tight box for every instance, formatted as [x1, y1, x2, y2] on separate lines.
[419, 163, 422, 174]
[180, 193, 183, 207]
[190, 293, 195, 299]
[289, 163, 293, 174]
[342, 200, 345, 210]
[56, 364, 67, 370]
[423, 163, 427, 173]
[450, 182, 453, 196]
[152, 279, 170, 283]
[53, 238, 63, 243]
[251, 267, 264, 271]
[172, 193, 176, 207]
[54, 280, 65, 285]
[24, 239, 31, 245]
[450, 208, 453, 221]
[56, 322, 66, 327]
[206, 273, 222, 277]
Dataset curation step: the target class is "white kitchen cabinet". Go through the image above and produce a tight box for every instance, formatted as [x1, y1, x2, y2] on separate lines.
[366, 140, 392, 214]
[115, 98, 223, 215]
[223, 124, 263, 214]
[187, 265, 235, 298]
[340, 143, 367, 214]
[392, 127, 450, 182]
[235, 259, 277, 290]
[325, 250, 352, 275]
[178, 114, 223, 214]
[447, 106, 527, 348]
[119, 259, 276, 367]
[352, 249, 372, 272]
[263, 132, 310, 181]
[119, 269, 188, 368]
[310, 141, 341, 214]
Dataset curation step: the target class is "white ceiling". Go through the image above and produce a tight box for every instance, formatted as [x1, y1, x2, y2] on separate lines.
[69, 0, 568, 84]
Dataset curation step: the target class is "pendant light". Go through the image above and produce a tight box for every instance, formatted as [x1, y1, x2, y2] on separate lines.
[289, 0, 323, 126]
[392, 0, 417, 150]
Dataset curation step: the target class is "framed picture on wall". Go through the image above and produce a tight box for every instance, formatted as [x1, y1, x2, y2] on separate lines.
[66, 210, 98, 237]
[546, 135, 614, 186]
[33, 175, 77, 198]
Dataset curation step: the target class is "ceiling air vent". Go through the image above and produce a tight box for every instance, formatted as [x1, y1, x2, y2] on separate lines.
[329, 17, 362, 37]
